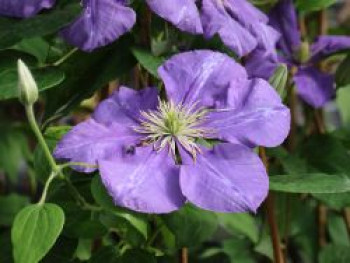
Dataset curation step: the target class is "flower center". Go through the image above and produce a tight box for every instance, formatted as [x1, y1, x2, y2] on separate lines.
[134, 100, 212, 160]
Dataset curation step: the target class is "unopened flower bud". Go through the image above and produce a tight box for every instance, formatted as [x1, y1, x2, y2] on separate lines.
[269, 64, 288, 99]
[17, 59, 38, 106]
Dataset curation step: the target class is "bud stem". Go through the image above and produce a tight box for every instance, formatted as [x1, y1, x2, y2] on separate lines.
[25, 105, 59, 173]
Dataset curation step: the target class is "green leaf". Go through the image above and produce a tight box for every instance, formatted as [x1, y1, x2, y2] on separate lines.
[13, 37, 50, 64]
[131, 47, 165, 77]
[319, 245, 350, 263]
[301, 134, 350, 176]
[162, 205, 218, 247]
[91, 176, 148, 240]
[12, 203, 65, 263]
[0, 194, 29, 226]
[89, 247, 119, 263]
[327, 213, 350, 246]
[313, 193, 350, 210]
[121, 249, 156, 263]
[336, 53, 350, 88]
[44, 36, 136, 123]
[270, 173, 350, 193]
[0, 4, 80, 49]
[216, 213, 259, 243]
[0, 66, 65, 101]
[296, 0, 336, 12]
[223, 238, 256, 263]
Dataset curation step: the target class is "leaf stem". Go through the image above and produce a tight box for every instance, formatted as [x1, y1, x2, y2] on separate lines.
[38, 171, 58, 205]
[52, 48, 78, 67]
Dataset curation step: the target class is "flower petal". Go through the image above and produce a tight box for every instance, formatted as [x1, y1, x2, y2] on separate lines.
[60, 0, 136, 51]
[93, 86, 158, 126]
[99, 147, 185, 213]
[207, 78, 290, 147]
[0, 0, 55, 18]
[159, 50, 248, 108]
[269, 0, 301, 57]
[293, 66, 335, 108]
[245, 49, 280, 79]
[146, 0, 202, 34]
[223, 0, 280, 55]
[180, 143, 268, 213]
[201, 0, 257, 57]
[54, 119, 139, 172]
[311, 36, 350, 62]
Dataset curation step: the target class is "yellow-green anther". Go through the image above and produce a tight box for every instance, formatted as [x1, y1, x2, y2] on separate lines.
[269, 64, 288, 100]
[17, 59, 38, 106]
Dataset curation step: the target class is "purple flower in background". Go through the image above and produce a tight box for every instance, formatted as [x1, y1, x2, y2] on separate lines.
[54, 50, 290, 214]
[60, 0, 136, 52]
[246, 0, 350, 108]
[146, 0, 280, 57]
[0, 0, 136, 52]
[0, 0, 55, 18]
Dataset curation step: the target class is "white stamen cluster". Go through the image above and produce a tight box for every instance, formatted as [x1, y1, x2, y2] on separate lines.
[134, 100, 212, 160]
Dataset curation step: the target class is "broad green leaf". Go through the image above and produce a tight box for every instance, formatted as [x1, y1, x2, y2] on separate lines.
[216, 213, 259, 243]
[327, 213, 350, 246]
[0, 4, 80, 49]
[0, 194, 29, 226]
[162, 205, 218, 247]
[131, 47, 165, 77]
[301, 134, 350, 176]
[319, 245, 350, 263]
[270, 173, 350, 193]
[91, 176, 148, 239]
[12, 203, 65, 263]
[313, 193, 350, 210]
[296, 0, 336, 12]
[0, 127, 32, 183]
[13, 38, 50, 64]
[223, 238, 256, 263]
[336, 53, 350, 89]
[44, 36, 136, 123]
[0, 67, 65, 100]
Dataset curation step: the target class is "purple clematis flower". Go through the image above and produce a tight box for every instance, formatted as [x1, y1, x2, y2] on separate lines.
[146, 0, 280, 57]
[54, 50, 290, 214]
[0, 0, 136, 52]
[0, 0, 55, 18]
[246, 0, 350, 108]
[60, 0, 136, 52]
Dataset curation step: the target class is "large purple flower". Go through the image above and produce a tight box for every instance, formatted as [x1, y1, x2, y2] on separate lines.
[60, 0, 136, 52]
[0, 0, 136, 52]
[246, 0, 350, 108]
[146, 0, 280, 57]
[0, 0, 55, 18]
[54, 50, 290, 214]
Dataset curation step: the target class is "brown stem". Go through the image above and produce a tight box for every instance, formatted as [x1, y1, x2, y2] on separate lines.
[260, 148, 285, 263]
[318, 204, 328, 247]
[180, 247, 188, 263]
[319, 9, 328, 36]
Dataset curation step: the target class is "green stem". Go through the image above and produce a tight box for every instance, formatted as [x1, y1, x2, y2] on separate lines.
[52, 48, 78, 67]
[25, 105, 59, 173]
[59, 162, 98, 170]
[38, 171, 57, 205]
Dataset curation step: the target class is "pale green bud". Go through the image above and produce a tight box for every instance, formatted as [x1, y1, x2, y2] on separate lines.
[17, 59, 38, 106]
[269, 64, 288, 99]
